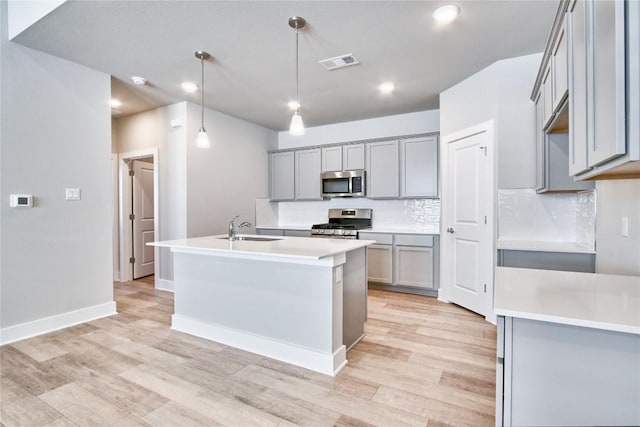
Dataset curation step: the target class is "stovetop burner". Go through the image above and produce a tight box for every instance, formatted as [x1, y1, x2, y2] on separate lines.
[311, 208, 372, 239]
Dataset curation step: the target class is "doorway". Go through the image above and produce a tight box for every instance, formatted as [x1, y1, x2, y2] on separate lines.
[440, 121, 496, 322]
[118, 148, 159, 283]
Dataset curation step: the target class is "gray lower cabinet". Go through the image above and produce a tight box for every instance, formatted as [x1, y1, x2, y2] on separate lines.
[497, 249, 595, 273]
[497, 316, 640, 426]
[361, 232, 439, 295]
[295, 148, 322, 200]
[255, 228, 284, 236]
[283, 229, 311, 237]
[269, 151, 294, 201]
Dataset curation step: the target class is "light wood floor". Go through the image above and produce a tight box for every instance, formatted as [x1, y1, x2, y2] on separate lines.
[1, 277, 496, 427]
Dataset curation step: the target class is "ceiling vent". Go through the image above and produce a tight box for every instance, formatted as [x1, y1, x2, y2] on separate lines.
[319, 54, 360, 71]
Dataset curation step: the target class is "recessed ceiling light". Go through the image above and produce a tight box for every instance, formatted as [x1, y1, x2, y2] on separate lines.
[131, 76, 147, 86]
[181, 82, 199, 93]
[288, 101, 300, 110]
[433, 5, 460, 23]
[379, 82, 395, 95]
[109, 99, 122, 108]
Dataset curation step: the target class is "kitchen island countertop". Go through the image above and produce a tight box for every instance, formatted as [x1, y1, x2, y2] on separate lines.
[495, 266, 640, 334]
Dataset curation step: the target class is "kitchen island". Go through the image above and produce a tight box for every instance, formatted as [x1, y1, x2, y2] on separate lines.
[149, 235, 374, 376]
[494, 267, 640, 426]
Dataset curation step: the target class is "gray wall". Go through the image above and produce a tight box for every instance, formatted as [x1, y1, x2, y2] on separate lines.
[114, 103, 188, 283]
[595, 179, 640, 275]
[114, 101, 276, 283]
[440, 53, 541, 189]
[1, 2, 114, 328]
[186, 102, 276, 238]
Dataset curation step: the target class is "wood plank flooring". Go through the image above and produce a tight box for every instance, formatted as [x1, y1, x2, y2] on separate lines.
[1, 277, 496, 426]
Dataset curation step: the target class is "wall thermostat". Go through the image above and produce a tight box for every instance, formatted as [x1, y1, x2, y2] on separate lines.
[10, 194, 33, 208]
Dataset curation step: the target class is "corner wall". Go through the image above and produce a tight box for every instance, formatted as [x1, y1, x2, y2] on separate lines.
[1, 1, 115, 342]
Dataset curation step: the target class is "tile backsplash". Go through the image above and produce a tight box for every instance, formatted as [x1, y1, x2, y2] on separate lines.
[498, 189, 596, 249]
[257, 198, 440, 229]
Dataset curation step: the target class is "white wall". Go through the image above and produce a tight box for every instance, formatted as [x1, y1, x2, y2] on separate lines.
[186, 102, 276, 237]
[7, 0, 66, 40]
[114, 103, 188, 283]
[278, 110, 440, 149]
[1, 1, 114, 337]
[595, 179, 640, 275]
[440, 53, 541, 189]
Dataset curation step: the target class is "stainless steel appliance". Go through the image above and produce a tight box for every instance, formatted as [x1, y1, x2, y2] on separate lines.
[311, 208, 372, 239]
[321, 170, 366, 198]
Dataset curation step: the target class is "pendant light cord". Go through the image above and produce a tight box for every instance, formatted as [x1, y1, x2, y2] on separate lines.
[295, 26, 299, 110]
[201, 57, 205, 130]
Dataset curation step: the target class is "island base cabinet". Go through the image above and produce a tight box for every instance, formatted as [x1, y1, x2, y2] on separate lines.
[498, 316, 640, 426]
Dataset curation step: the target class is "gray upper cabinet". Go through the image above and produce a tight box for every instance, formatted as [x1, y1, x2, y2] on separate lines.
[568, 0, 590, 176]
[321, 146, 342, 172]
[400, 137, 438, 198]
[542, 64, 554, 130]
[269, 151, 294, 201]
[366, 140, 399, 198]
[343, 143, 365, 170]
[295, 148, 322, 200]
[552, 18, 569, 112]
[588, 0, 626, 167]
[535, 91, 546, 191]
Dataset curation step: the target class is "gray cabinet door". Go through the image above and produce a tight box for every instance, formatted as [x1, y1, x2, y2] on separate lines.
[366, 244, 393, 283]
[542, 64, 554, 130]
[269, 151, 294, 201]
[568, 0, 590, 176]
[535, 91, 546, 191]
[393, 246, 434, 289]
[366, 140, 399, 198]
[400, 137, 438, 198]
[552, 19, 569, 112]
[589, 0, 626, 167]
[343, 143, 365, 170]
[321, 146, 342, 172]
[295, 148, 322, 200]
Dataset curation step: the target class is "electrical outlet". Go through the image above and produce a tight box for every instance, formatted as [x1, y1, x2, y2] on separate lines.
[65, 188, 81, 201]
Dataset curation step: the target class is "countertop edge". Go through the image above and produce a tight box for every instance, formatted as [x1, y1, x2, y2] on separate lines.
[494, 308, 640, 335]
[497, 239, 596, 254]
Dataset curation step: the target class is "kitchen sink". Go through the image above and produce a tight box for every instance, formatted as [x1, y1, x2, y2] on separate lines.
[217, 236, 282, 242]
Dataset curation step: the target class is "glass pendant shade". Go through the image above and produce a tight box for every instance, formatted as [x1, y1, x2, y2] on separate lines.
[289, 110, 305, 135]
[196, 127, 210, 149]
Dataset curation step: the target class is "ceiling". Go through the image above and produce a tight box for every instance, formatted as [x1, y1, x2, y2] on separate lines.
[12, 1, 558, 131]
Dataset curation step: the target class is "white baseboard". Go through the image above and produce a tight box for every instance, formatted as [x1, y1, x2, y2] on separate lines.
[0, 302, 117, 346]
[156, 278, 174, 292]
[172, 314, 346, 376]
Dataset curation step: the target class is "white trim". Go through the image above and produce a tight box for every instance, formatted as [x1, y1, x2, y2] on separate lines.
[440, 120, 496, 323]
[111, 154, 120, 282]
[118, 148, 160, 284]
[156, 278, 174, 292]
[172, 314, 347, 376]
[0, 302, 117, 346]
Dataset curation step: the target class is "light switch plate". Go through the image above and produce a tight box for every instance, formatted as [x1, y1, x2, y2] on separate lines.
[65, 188, 81, 201]
[622, 216, 629, 238]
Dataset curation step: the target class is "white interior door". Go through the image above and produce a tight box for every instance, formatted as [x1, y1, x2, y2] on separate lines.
[132, 159, 155, 279]
[445, 127, 493, 316]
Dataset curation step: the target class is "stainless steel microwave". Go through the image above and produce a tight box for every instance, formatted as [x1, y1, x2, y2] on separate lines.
[321, 170, 366, 198]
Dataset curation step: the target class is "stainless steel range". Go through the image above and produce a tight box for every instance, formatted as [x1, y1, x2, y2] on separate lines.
[311, 208, 372, 239]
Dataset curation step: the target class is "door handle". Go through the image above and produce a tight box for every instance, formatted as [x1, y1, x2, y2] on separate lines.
[446, 227, 455, 234]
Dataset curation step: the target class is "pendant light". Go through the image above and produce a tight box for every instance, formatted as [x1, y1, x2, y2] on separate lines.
[288, 16, 306, 136]
[195, 50, 211, 148]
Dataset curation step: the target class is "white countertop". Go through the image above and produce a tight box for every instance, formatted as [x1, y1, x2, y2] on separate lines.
[256, 225, 440, 235]
[495, 267, 640, 334]
[150, 235, 374, 262]
[497, 239, 595, 254]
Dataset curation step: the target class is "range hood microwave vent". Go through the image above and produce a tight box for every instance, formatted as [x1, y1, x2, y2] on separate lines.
[319, 54, 360, 71]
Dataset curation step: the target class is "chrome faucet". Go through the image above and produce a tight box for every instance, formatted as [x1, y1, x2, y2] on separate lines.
[228, 215, 251, 241]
